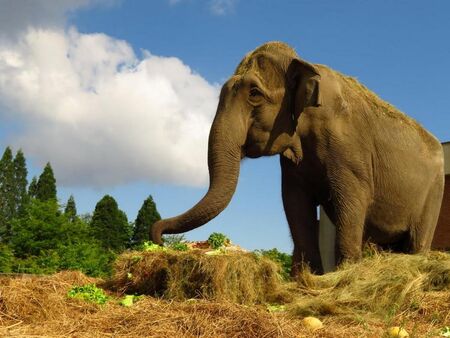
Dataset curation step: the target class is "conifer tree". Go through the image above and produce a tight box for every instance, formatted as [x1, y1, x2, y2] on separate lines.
[132, 195, 161, 246]
[36, 163, 57, 201]
[11, 198, 63, 258]
[90, 195, 130, 251]
[13, 150, 28, 214]
[28, 176, 38, 198]
[64, 195, 77, 222]
[0, 147, 15, 241]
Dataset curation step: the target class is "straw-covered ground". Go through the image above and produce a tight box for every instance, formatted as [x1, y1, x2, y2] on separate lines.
[0, 249, 449, 337]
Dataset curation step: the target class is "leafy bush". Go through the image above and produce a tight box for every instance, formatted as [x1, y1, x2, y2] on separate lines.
[207, 232, 230, 249]
[58, 242, 116, 277]
[163, 234, 186, 246]
[161, 234, 189, 251]
[0, 244, 14, 273]
[67, 284, 108, 304]
[12, 251, 60, 274]
[169, 242, 189, 251]
[254, 248, 292, 280]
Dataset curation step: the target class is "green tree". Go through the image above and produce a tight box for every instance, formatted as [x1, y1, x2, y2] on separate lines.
[0, 147, 15, 242]
[132, 195, 161, 246]
[28, 176, 38, 198]
[10, 198, 63, 258]
[36, 163, 57, 202]
[90, 195, 131, 251]
[10, 197, 114, 276]
[0, 244, 13, 272]
[64, 195, 77, 222]
[13, 149, 28, 215]
[58, 241, 115, 277]
[58, 215, 116, 277]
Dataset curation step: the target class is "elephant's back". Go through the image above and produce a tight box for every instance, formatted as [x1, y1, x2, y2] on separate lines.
[329, 66, 440, 153]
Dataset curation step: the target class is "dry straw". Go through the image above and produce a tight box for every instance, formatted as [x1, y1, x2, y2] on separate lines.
[0, 271, 302, 337]
[290, 249, 450, 321]
[0, 250, 449, 337]
[109, 250, 287, 304]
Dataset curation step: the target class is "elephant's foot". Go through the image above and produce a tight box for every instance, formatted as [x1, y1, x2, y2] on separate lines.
[290, 256, 324, 278]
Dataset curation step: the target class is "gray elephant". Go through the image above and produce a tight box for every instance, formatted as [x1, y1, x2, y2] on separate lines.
[151, 42, 444, 275]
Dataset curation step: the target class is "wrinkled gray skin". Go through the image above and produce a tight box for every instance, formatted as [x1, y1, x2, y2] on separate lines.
[151, 42, 444, 276]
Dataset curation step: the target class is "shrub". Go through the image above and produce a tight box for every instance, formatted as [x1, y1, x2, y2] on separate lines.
[207, 232, 230, 249]
[255, 248, 292, 280]
[58, 242, 116, 278]
[169, 242, 189, 251]
[163, 234, 186, 246]
[0, 244, 14, 273]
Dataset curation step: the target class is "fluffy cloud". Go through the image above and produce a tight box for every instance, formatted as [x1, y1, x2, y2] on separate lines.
[168, 0, 237, 16]
[209, 0, 237, 16]
[0, 0, 116, 41]
[0, 27, 219, 187]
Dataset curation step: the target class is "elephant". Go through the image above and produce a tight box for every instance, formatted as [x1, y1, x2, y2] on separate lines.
[151, 41, 445, 276]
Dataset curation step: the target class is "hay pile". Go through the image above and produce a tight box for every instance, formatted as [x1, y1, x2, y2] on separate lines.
[0, 251, 449, 337]
[0, 271, 303, 337]
[291, 251, 450, 323]
[110, 250, 286, 304]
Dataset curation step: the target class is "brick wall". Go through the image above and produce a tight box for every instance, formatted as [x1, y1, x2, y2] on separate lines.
[432, 175, 450, 250]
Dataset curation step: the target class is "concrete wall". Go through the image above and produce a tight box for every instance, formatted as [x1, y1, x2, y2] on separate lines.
[319, 206, 336, 272]
[444, 142, 450, 176]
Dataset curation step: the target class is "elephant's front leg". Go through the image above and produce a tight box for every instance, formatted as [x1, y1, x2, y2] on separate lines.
[281, 162, 323, 276]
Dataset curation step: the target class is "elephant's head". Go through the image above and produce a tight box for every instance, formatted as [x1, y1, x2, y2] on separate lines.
[151, 41, 322, 244]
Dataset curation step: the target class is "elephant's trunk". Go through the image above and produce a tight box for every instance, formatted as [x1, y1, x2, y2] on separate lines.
[151, 106, 244, 244]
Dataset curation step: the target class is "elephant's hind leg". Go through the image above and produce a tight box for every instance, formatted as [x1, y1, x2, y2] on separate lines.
[330, 173, 372, 265]
[408, 174, 444, 253]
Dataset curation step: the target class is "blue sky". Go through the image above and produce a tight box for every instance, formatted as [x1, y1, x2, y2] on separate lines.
[0, 0, 449, 253]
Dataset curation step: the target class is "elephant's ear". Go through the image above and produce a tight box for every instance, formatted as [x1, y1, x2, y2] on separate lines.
[286, 58, 322, 122]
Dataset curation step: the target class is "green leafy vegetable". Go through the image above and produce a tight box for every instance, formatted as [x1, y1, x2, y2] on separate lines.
[67, 284, 108, 305]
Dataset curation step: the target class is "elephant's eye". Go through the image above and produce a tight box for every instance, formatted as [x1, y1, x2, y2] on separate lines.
[249, 87, 263, 97]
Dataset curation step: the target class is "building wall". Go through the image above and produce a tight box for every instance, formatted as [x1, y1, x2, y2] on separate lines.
[432, 142, 450, 250]
[432, 175, 450, 249]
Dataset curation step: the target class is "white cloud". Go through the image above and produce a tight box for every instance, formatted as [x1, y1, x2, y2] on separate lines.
[0, 0, 116, 41]
[167, 0, 237, 15]
[209, 0, 237, 15]
[0, 27, 219, 187]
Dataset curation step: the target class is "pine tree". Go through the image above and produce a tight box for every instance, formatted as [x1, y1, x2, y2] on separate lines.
[132, 195, 161, 246]
[0, 147, 15, 242]
[90, 195, 130, 251]
[28, 176, 38, 198]
[11, 198, 62, 258]
[36, 163, 57, 201]
[13, 150, 28, 215]
[64, 195, 77, 222]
